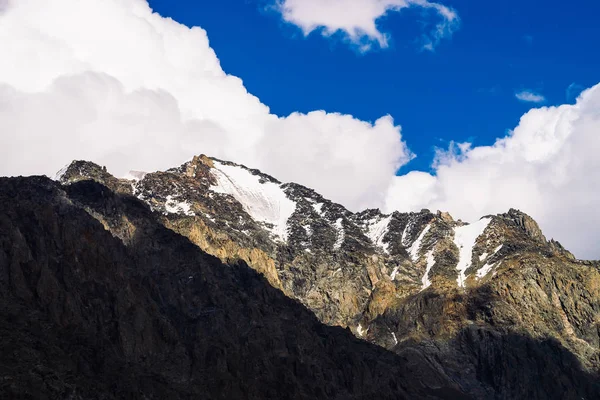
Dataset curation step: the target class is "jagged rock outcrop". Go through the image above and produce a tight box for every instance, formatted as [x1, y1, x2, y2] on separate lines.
[51, 155, 600, 399]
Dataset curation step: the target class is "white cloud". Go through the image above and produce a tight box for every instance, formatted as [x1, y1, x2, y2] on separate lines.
[386, 84, 600, 259]
[0, 0, 410, 212]
[260, 112, 411, 209]
[274, 0, 459, 51]
[515, 90, 546, 103]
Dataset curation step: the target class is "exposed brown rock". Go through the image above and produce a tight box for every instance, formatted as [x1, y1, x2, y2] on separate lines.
[165, 216, 283, 289]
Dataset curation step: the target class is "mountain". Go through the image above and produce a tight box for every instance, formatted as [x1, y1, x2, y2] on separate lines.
[1, 154, 598, 398]
[0, 175, 467, 399]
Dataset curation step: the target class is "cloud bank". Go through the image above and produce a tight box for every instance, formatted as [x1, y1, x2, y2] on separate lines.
[274, 0, 460, 51]
[1, 0, 599, 259]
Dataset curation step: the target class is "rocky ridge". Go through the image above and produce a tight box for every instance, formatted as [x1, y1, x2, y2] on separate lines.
[52, 155, 600, 398]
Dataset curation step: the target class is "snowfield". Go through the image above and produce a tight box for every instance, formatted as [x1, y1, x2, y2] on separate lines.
[210, 161, 296, 242]
[453, 218, 491, 287]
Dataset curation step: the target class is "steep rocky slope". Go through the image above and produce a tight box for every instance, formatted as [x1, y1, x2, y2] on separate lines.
[0, 176, 469, 399]
[49, 155, 600, 398]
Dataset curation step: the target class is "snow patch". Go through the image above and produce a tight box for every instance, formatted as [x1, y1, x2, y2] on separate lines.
[357, 324, 368, 337]
[333, 218, 345, 250]
[366, 215, 392, 253]
[164, 195, 195, 216]
[391, 332, 398, 345]
[453, 218, 492, 287]
[476, 244, 503, 279]
[312, 202, 324, 215]
[401, 218, 414, 246]
[203, 212, 216, 223]
[421, 250, 436, 290]
[130, 180, 139, 196]
[407, 224, 431, 262]
[476, 262, 496, 278]
[390, 266, 400, 281]
[479, 252, 488, 261]
[302, 224, 313, 237]
[210, 161, 296, 242]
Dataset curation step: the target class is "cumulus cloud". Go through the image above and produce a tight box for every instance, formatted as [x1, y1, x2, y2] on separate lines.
[0, 0, 410, 211]
[260, 112, 412, 208]
[515, 90, 546, 103]
[386, 85, 600, 259]
[273, 0, 460, 51]
[2, 0, 599, 260]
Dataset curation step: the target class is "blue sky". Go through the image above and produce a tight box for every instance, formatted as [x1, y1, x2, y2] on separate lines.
[148, 0, 599, 172]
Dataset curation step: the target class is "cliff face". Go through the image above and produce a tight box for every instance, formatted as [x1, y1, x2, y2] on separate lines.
[17, 154, 600, 398]
[0, 177, 467, 399]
